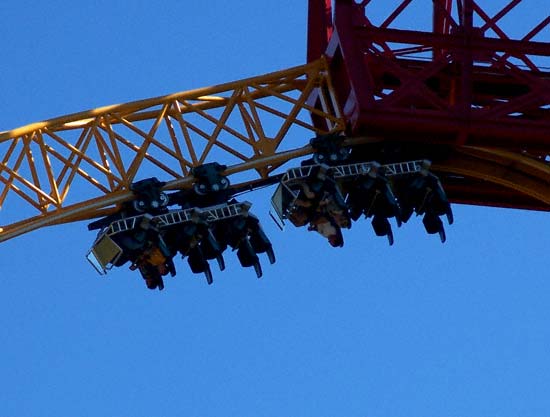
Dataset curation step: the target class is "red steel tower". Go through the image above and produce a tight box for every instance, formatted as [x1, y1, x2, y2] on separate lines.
[308, 0, 550, 210]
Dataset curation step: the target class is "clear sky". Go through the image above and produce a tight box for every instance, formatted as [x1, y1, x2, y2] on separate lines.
[1, 2, 549, 417]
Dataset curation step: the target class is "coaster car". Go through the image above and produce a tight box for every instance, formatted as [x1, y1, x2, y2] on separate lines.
[270, 157, 453, 247]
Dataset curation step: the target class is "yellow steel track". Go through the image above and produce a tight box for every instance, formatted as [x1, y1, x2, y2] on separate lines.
[0, 59, 344, 242]
[1, 57, 550, 244]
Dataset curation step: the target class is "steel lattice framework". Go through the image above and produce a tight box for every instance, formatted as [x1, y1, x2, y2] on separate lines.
[308, 0, 550, 210]
[0, 60, 344, 242]
[0, 0, 549, 245]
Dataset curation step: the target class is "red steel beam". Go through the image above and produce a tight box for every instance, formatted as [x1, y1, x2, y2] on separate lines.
[307, 0, 333, 63]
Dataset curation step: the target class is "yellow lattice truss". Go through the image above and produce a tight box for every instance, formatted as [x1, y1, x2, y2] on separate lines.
[2, 57, 549, 244]
[0, 59, 345, 242]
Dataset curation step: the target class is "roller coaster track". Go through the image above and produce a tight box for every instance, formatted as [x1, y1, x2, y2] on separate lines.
[0, 59, 344, 242]
[1, 0, 549, 251]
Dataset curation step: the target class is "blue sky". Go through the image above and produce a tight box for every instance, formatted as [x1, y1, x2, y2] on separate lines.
[1, 2, 550, 417]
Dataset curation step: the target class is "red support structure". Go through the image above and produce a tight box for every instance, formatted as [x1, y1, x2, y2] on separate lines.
[307, 0, 333, 63]
[308, 0, 550, 210]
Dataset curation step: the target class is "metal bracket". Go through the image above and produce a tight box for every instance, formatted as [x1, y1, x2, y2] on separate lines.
[191, 162, 230, 195]
[310, 133, 351, 165]
[130, 177, 169, 213]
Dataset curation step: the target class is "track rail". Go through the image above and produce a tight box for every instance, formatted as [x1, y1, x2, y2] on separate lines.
[0, 59, 345, 241]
